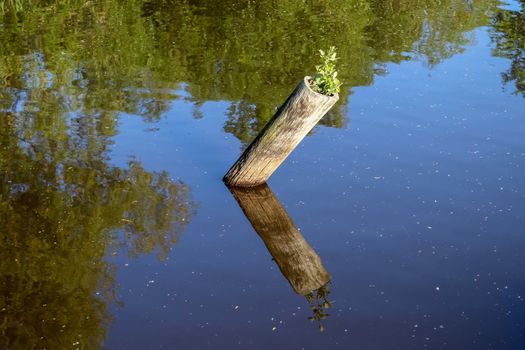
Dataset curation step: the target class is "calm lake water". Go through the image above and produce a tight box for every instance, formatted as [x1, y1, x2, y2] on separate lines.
[1, 0, 525, 349]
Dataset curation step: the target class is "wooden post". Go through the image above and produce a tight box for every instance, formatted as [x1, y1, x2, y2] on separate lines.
[224, 76, 339, 187]
[229, 184, 331, 295]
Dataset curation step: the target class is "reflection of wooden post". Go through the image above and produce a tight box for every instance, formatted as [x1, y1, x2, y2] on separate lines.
[224, 77, 338, 187]
[229, 185, 331, 295]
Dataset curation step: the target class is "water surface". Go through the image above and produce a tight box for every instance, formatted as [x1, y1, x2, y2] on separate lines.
[1, 0, 524, 349]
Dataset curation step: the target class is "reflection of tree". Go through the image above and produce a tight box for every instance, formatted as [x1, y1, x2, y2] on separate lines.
[0, 3, 195, 348]
[1, 0, 499, 145]
[143, 0, 498, 144]
[491, 1, 525, 97]
[0, 2, 177, 123]
[0, 73, 194, 348]
[367, 0, 493, 67]
[224, 101, 273, 147]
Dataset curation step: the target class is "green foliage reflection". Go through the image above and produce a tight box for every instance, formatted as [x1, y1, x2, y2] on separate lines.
[1, 0, 500, 145]
[0, 110, 194, 348]
[491, 1, 525, 97]
[306, 283, 332, 333]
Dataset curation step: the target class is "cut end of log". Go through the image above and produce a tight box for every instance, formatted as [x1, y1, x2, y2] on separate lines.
[304, 75, 340, 99]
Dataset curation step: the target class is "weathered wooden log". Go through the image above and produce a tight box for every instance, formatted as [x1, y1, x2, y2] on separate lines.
[229, 184, 331, 295]
[224, 76, 339, 187]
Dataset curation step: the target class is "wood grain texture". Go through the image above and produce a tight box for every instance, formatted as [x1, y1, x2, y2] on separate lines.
[224, 76, 339, 187]
[229, 184, 331, 295]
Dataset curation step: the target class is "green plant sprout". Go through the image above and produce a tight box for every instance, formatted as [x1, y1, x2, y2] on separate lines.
[310, 46, 342, 96]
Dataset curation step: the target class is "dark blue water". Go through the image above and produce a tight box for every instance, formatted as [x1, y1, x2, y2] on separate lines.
[1, 0, 524, 349]
[103, 29, 525, 349]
